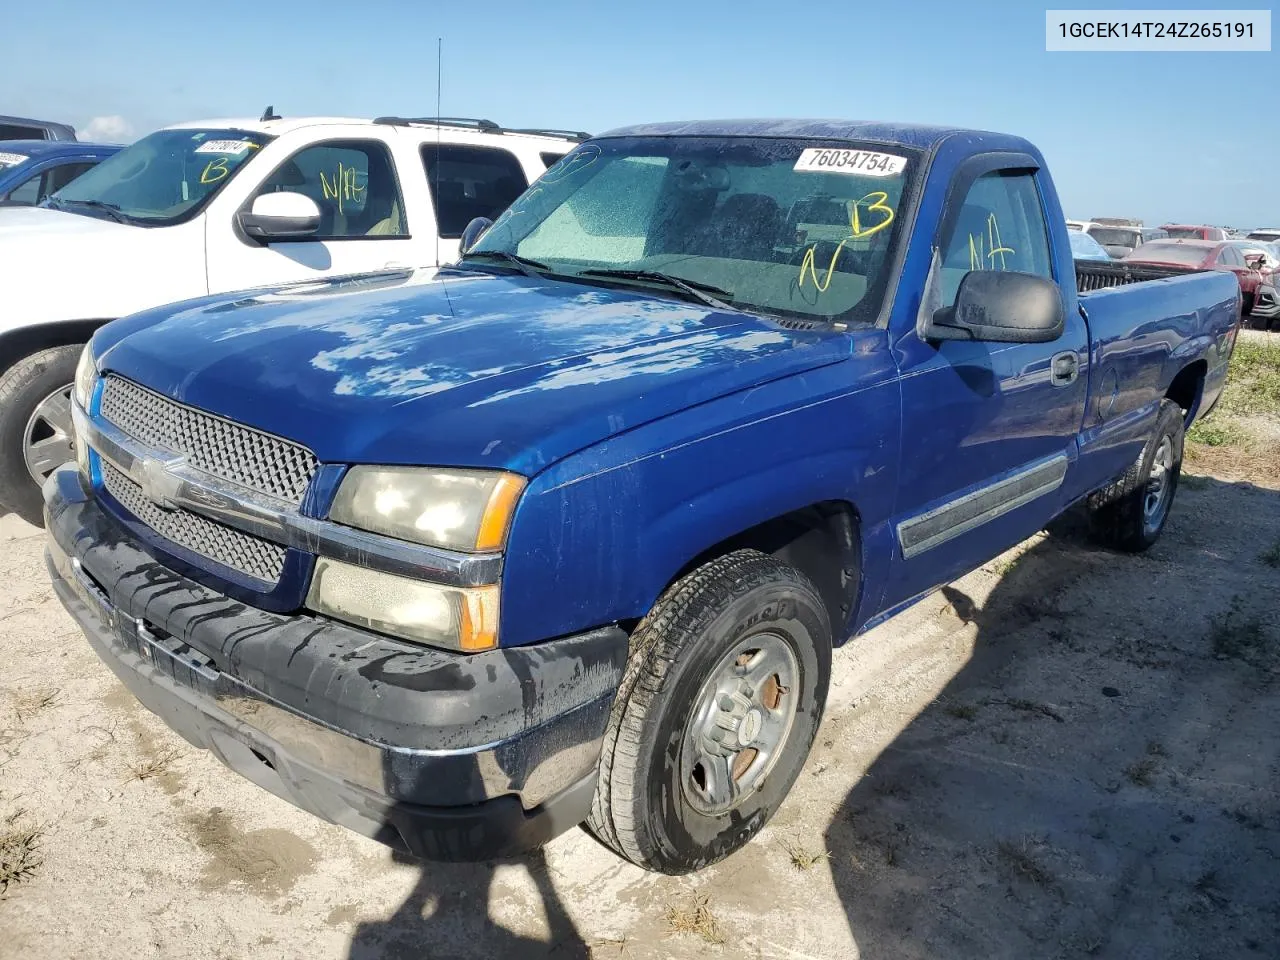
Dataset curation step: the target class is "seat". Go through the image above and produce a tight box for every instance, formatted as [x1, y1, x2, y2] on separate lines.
[698, 193, 786, 261]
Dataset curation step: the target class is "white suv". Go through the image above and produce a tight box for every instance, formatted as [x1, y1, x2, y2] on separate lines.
[0, 112, 584, 523]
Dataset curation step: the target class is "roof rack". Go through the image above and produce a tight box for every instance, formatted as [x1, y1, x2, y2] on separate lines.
[507, 127, 591, 142]
[372, 117, 590, 141]
[374, 116, 501, 133]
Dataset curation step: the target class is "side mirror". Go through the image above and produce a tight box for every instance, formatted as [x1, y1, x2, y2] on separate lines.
[925, 270, 1064, 344]
[237, 191, 321, 242]
[459, 216, 493, 255]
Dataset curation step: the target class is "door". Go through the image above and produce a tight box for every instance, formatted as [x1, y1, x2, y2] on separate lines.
[205, 138, 416, 293]
[420, 143, 531, 266]
[884, 162, 1089, 607]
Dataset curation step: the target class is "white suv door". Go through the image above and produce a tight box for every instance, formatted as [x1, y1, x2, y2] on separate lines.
[204, 132, 421, 292]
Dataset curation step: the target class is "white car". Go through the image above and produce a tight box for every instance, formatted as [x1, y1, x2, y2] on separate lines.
[0, 112, 584, 523]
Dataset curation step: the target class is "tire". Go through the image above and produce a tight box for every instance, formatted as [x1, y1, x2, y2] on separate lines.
[1087, 398, 1184, 552]
[0, 344, 82, 527]
[587, 549, 832, 874]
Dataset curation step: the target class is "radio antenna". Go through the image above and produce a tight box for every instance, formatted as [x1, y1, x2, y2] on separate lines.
[434, 37, 442, 269]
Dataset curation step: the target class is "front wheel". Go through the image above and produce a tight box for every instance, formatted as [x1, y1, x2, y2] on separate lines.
[0, 344, 82, 526]
[1087, 398, 1184, 552]
[587, 549, 832, 874]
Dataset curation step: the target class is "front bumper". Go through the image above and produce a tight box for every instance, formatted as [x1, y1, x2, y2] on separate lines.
[1251, 284, 1279, 320]
[45, 466, 628, 860]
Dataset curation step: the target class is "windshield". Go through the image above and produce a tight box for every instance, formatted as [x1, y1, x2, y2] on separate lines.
[1069, 231, 1108, 256]
[48, 128, 271, 225]
[1088, 227, 1141, 247]
[469, 136, 918, 323]
[1125, 242, 1209, 265]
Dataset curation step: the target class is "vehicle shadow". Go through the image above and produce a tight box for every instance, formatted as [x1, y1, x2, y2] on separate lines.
[821, 478, 1280, 959]
[346, 845, 590, 960]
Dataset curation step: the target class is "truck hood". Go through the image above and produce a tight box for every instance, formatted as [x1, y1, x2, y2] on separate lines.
[97, 269, 849, 474]
[0, 206, 206, 324]
[0, 204, 135, 240]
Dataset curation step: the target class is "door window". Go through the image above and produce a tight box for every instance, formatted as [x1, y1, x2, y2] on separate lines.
[46, 161, 96, 195]
[938, 170, 1053, 305]
[253, 140, 407, 239]
[420, 144, 528, 238]
[5, 170, 42, 204]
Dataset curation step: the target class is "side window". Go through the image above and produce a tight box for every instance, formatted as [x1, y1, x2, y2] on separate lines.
[253, 140, 406, 240]
[45, 161, 96, 195]
[0, 124, 45, 140]
[420, 144, 529, 239]
[4, 170, 42, 205]
[539, 151, 567, 168]
[938, 170, 1053, 306]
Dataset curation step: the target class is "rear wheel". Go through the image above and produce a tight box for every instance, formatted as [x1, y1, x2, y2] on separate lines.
[587, 549, 832, 874]
[1087, 398, 1184, 552]
[0, 345, 82, 526]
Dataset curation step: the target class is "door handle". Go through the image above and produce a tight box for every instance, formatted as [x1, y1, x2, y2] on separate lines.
[1050, 351, 1079, 387]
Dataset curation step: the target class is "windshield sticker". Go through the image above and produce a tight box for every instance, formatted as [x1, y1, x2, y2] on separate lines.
[797, 192, 897, 293]
[194, 139, 256, 155]
[794, 149, 906, 178]
[0, 151, 28, 167]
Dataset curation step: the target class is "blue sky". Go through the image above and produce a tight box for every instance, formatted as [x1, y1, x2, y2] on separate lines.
[5, 0, 1275, 226]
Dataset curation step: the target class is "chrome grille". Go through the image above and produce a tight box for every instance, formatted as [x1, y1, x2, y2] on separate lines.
[102, 460, 287, 584]
[100, 376, 318, 504]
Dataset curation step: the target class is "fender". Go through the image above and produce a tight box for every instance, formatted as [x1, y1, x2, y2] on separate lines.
[0, 318, 111, 372]
[499, 341, 902, 647]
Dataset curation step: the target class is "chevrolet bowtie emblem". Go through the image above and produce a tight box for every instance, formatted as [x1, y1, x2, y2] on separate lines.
[137, 455, 186, 511]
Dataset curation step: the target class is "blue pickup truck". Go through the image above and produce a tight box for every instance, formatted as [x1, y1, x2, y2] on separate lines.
[46, 120, 1240, 874]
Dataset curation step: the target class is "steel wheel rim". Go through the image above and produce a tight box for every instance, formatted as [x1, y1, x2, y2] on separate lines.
[22, 384, 75, 485]
[1143, 434, 1174, 534]
[679, 632, 800, 817]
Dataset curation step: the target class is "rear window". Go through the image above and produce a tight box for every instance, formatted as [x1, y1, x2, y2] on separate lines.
[1164, 227, 1206, 240]
[1125, 242, 1208, 265]
[1088, 227, 1141, 246]
[420, 144, 529, 239]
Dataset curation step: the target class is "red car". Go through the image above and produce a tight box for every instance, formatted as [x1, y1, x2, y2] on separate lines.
[1160, 224, 1229, 241]
[1124, 239, 1266, 314]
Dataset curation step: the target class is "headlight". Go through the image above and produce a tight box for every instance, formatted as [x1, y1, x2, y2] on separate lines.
[73, 344, 97, 409]
[307, 557, 499, 651]
[329, 466, 525, 552]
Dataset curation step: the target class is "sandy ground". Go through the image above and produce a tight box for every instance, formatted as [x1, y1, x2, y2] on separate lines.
[2, 348, 1278, 958]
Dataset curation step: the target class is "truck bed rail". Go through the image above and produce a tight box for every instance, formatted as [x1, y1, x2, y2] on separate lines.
[1075, 260, 1201, 294]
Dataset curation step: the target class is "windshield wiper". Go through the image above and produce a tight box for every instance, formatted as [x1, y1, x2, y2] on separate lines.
[457, 250, 549, 278]
[47, 197, 130, 224]
[577, 268, 735, 311]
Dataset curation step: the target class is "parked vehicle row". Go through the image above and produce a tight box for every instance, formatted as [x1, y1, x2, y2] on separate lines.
[44, 117, 1239, 872]
[0, 140, 119, 206]
[1122, 238, 1278, 328]
[0, 112, 583, 524]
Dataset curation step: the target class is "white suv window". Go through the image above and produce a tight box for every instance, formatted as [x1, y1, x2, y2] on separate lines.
[421, 144, 529, 238]
[254, 140, 407, 239]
